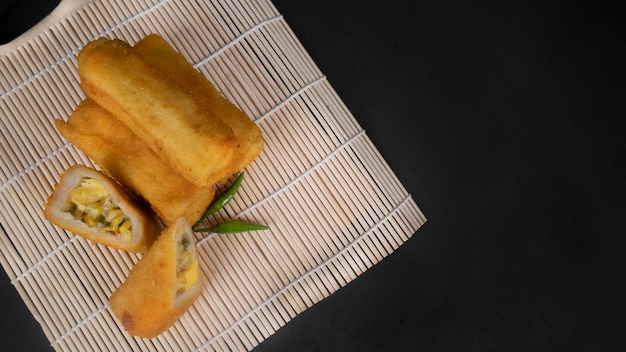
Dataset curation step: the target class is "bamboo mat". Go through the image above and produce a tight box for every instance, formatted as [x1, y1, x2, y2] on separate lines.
[0, 0, 426, 350]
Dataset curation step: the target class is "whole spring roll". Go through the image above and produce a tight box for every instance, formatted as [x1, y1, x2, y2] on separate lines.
[134, 34, 264, 174]
[77, 37, 239, 187]
[55, 99, 216, 226]
[110, 217, 202, 338]
[44, 165, 159, 253]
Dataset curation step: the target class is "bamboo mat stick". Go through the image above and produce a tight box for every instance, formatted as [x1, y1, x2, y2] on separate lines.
[0, 0, 426, 350]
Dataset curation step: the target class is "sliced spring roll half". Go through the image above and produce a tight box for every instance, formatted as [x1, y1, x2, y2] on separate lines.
[44, 165, 159, 253]
[55, 99, 216, 226]
[77, 37, 239, 187]
[110, 217, 202, 338]
[134, 34, 264, 174]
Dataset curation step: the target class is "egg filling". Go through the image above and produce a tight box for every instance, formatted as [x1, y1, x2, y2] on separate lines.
[66, 177, 132, 241]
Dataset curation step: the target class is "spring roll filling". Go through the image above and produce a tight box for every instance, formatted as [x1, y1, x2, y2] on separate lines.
[175, 227, 198, 295]
[66, 177, 132, 241]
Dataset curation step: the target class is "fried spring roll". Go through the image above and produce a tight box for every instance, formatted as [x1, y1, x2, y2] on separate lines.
[110, 217, 202, 338]
[77, 37, 238, 187]
[44, 165, 159, 253]
[55, 99, 216, 226]
[134, 34, 264, 174]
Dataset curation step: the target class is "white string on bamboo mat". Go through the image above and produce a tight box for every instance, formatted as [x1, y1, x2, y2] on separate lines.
[10, 236, 78, 284]
[196, 15, 283, 68]
[51, 303, 110, 347]
[0, 142, 70, 193]
[255, 76, 328, 124]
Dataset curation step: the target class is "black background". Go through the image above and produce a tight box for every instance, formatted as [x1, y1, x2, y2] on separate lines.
[2, 0, 626, 351]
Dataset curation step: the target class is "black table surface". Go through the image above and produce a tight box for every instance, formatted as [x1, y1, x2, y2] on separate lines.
[2, 1, 625, 351]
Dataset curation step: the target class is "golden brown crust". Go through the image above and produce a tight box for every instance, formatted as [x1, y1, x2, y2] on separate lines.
[77, 37, 238, 186]
[44, 165, 160, 253]
[110, 218, 202, 338]
[134, 34, 264, 174]
[55, 99, 216, 226]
